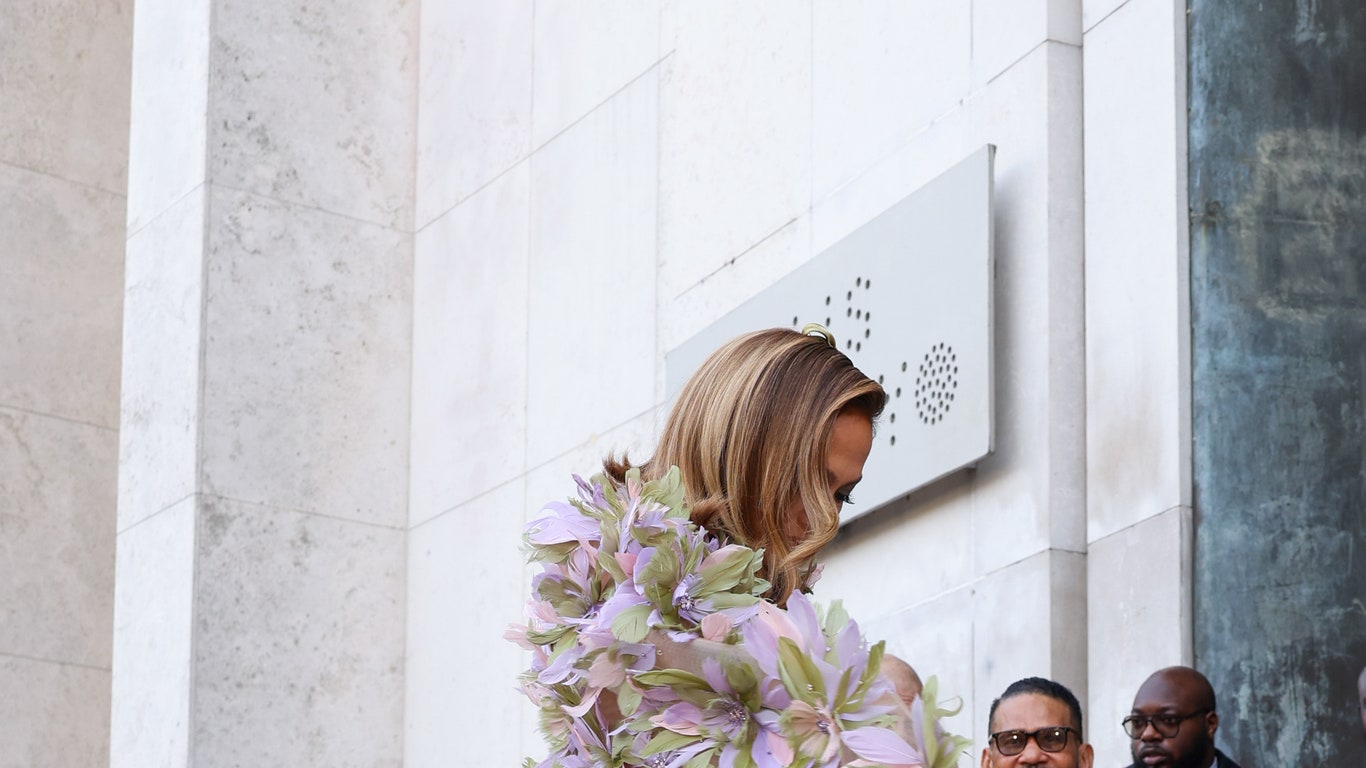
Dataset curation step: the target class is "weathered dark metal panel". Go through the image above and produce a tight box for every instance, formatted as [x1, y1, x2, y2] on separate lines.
[1190, 0, 1366, 762]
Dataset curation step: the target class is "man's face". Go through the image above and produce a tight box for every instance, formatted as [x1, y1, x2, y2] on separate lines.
[981, 693, 1093, 768]
[1127, 675, 1216, 768]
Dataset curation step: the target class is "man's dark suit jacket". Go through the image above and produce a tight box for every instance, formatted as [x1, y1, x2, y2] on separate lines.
[1124, 748, 1242, 768]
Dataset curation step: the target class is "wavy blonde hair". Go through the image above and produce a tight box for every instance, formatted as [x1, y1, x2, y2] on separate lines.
[606, 328, 885, 604]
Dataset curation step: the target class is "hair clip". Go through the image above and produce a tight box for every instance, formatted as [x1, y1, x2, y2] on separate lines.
[800, 322, 836, 348]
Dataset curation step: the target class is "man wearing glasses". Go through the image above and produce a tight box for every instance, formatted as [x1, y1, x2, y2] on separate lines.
[982, 677, 1093, 767]
[1122, 667, 1242, 768]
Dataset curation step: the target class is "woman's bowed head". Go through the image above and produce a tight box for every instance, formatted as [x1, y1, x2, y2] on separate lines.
[605, 327, 885, 605]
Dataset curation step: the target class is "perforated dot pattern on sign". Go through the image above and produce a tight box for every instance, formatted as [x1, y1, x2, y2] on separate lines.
[914, 343, 958, 424]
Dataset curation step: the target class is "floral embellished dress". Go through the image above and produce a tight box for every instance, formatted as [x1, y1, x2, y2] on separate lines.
[509, 468, 968, 768]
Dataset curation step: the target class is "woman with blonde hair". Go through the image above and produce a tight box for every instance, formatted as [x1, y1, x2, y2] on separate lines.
[514, 326, 965, 768]
[606, 326, 885, 606]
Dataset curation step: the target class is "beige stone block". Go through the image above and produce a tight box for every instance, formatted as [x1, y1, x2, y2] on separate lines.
[118, 185, 205, 532]
[527, 72, 658, 467]
[1083, 0, 1189, 543]
[200, 186, 411, 528]
[192, 497, 404, 768]
[110, 498, 195, 768]
[417, 0, 533, 228]
[207, 0, 417, 229]
[658, 2, 811, 297]
[0, 0, 132, 193]
[0, 163, 125, 428]
[1087, 507, 1191, 764]
[0, 408, 116, 668]
[126, 0, 210, 231]
[812, 0, 971, 199]
[410, 164, 529, 527]
[0, 655, 111, 768]
[532, 0, 661, 147]
[405, 481, 529, 767]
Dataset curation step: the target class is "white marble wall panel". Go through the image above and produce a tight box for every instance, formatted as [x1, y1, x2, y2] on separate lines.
[815, 472, 975, 616]
[199, 186, 411, 528]
[1083, 0, 1189, 543]
[0, 163, 125, 428]
[417, 0, 533, 229]
[657, 3, 810, 297]
[526, 71, 658, 467]
[207, 0, 417, 229]
[524, 411, 659, 519]
[0, 0, 133, 193]
[811, 0, 971, 199]
[0, 656, 111, 768]
[0, 408, 116, 667]
[1083, 0, 1131, 32]
[658, 0, 679, 54]
[119, 186, 205, 532]
[126, 0, 210, 232]
[411, 164, 530, 527]
[110, 498, 195, 768]
[406, 480, 528, 768]
[1087, 507, 1191, 763]
[192, 497, 404, 768]
[971, 43, 1087, 573]
[972, 0, 1082, 86]
[532, 0, 661, 148]
[658, 216, 811, 398]
[973, 550, 1088, 728]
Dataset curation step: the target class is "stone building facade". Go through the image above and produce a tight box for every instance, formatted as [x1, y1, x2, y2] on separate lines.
[3, 1, 1359, 766]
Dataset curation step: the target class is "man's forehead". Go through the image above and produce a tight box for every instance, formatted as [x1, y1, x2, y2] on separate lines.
[1133, 674, 1199, 711]
[994, 692, 1074, 729]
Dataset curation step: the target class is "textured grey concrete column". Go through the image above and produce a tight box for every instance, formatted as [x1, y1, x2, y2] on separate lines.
[113, 1, 415, 766]
[1190, 1, 1366, 761]
[0, 2, 133, 765]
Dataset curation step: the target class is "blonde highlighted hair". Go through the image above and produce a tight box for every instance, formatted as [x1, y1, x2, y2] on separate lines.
[606, 328, 885, 604]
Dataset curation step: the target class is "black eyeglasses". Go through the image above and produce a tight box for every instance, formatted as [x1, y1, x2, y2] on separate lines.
[989, 726, 1078, 756]
[1122, 710, 1210, 739]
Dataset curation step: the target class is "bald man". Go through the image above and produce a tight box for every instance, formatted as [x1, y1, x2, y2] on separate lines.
[1121, 667, 1241, 768]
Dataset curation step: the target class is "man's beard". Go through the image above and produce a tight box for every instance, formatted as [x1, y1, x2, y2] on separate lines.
[1130, 742, 1212, 768]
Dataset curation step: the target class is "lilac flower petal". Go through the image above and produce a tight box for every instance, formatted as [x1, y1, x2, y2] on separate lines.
[538, 647, 582, 685]
[785, 592, 823, 652]
[700, 657, 729, 693]
[840, 725, 922, 765]
[834, 620, 863, 668]
[740, 616, 782, 679]
[526, 501, 598, 544]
